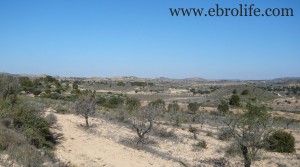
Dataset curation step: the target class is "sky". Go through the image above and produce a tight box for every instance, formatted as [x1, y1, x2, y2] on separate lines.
[0, 0, 299, 80]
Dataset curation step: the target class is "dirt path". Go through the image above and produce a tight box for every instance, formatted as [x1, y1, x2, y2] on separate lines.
[54, 113, 180, 167]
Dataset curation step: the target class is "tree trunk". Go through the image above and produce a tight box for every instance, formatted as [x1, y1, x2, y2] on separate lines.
[85, 115, 89, 127]
[241, 145, 251, 167]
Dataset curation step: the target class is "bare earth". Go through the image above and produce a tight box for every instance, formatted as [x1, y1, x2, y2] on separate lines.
[54, 114, 180, 167]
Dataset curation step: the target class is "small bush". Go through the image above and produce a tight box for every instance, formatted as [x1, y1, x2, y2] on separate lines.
[153, 127, 175, 138]
[189, 125, 198, 139]
[217, 100, 229, 115]
[187, 102, 199, 114]
[265, 130, 295, 153]
[126, 97, 141, 112]
[45, 113, 58, 126]
[241, 89, 250, 95]
[195, 140, 207, 149]
[229, 94, 240, 107]
[188, 126, 197, 133]
[11, 107, 55, 149]
[148, 99, 165, 108]
[96, 96, 106, 105]
[104, 96, 124, 108]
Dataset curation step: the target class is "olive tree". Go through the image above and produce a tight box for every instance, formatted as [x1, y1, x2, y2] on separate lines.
[75, 90, 96, 127]
[224, 103, 273, 167]
[130, 104, 163, 144]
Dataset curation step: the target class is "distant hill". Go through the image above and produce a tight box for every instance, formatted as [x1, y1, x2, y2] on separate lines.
[271, 77, 300, 82]
[183, 77, 207, 82]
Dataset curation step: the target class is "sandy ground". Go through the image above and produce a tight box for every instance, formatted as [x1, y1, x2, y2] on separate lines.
[53, 114, 181, 167]
[52, 112, 300, 167]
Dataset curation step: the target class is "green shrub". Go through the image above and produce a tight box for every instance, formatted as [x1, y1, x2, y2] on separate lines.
[187, 102, 199, 114]
[96, 96, 106, 105]
[117, 82, 125, 86]
[217, 100, 229, 115]
[229, 94, 240, 107]
[33, 89, 42, 96]
[104, 96, 124, 108]
[189, 125, 198, 139]
[167, 101, 180, 112]
[126, 97, 141, 112]
[241, 89, 250, 95]
[195, 140, 207, 149]
[188, 126, 197, 133]
[148, 99, 165, 108]
[11, 107, 56, 149]
[265, 130, 295, 153]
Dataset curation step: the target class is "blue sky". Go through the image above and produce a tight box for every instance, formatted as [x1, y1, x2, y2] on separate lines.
[0, 0, 299, 80]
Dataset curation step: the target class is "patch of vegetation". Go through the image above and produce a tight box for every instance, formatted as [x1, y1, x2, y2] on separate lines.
[229, 94, 241, 107]
[0, 124, 45, 167]
[241, 89, 250, 95]
[188, 125, 198, 139]
[148, 99, 165, 108]
[126, 97, 141, 112]
[153, 127, 175, 138]
[187, 102, 200, 114]
[130, 82, 147, 87]
[166, 101, 182, 127]
[0, 95, 57, 166]
[217, 100, 229, 115]
[265, 130, 295, 153]
[103, 96, 124, 108]
[194, 140, 207, 149]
